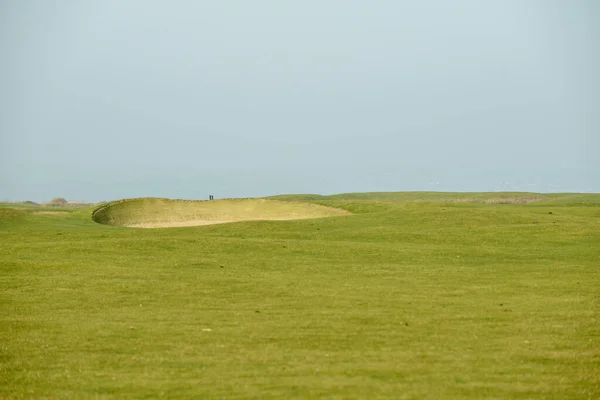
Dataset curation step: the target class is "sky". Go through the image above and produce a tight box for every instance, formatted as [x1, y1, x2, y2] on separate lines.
[1, 0, 598, 202]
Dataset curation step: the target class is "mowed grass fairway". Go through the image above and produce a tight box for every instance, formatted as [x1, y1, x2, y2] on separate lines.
[1, 192, 599, 399]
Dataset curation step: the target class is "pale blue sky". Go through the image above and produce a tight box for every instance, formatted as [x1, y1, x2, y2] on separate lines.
[1, 0, 598, 202]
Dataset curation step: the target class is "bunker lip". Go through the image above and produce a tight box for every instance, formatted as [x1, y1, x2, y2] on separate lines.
[92, 197, 350, 228]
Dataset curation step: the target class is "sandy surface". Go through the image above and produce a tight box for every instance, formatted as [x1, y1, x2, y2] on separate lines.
[126, 216, 315, 228]
[127, 220, 232, 228]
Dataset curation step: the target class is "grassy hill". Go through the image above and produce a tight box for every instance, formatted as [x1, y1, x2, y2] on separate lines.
[267, 191, 600, 205]
[1, 192, 599, 398]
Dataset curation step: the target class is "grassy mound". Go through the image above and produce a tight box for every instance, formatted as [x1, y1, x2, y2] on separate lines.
[267, 191, 600, 205]
[92, 197, 350, 228]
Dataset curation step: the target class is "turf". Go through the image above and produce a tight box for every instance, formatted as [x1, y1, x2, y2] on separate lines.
[1, 193, 599, 399]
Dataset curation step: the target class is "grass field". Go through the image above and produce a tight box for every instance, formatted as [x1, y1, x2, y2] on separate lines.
[1, 192, 599, 399]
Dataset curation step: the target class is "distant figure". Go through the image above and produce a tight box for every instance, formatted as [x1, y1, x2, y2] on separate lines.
[209, 195, 214, 201]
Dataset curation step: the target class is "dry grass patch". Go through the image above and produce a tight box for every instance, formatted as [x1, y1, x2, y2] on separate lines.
[442, 196, 548, 204]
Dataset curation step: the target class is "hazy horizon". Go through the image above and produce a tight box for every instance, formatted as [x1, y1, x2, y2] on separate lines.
[2, 1, 599, 202]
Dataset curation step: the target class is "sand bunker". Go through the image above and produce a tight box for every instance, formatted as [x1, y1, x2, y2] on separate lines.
[92, 198, 350, 228]
[128, 220, 233, 228]
[127, 216, 320, 228]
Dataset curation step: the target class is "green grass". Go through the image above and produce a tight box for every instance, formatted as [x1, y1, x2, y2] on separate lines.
[1, 192, 599, 399]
